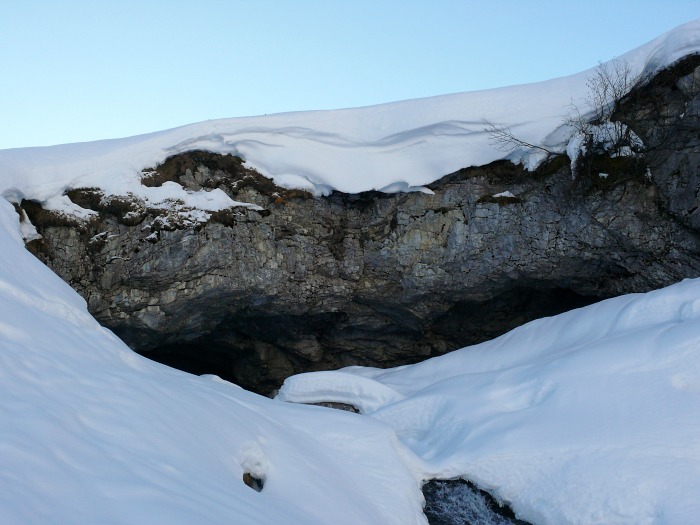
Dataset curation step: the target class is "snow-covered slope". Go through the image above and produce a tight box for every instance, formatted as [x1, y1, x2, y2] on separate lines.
[0, 198, 425, 525]
[278, 279, 700, 525]
[1, 20, 699, 210]
[5, 175, 699, 524]
[2, 18, 700, 525]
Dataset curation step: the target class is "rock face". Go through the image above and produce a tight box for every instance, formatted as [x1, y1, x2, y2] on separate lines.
[422, 479, 532, 525]
[22, 56, 700, 394]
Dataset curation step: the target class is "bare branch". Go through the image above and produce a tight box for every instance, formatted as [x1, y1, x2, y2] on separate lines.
[481, 118, 554, 156]
[566, 58, 646, 158]
[483, 57, 649, 176]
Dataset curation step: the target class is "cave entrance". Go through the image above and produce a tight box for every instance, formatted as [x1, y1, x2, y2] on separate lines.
[431, 286, 608, 350]
[130, 286, 608, 395]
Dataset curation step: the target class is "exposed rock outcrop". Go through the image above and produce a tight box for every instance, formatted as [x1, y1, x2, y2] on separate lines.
[21, 56, 700, 394]
[422, 479, 531, 525]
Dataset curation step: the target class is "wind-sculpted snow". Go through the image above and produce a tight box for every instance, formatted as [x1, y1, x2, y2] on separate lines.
[0, 198, 426, 524]
[275, 369, 405, 413]
[2, 19, 700, 525]
[1, 20, 699, 206]
[278, 278, 700, 524]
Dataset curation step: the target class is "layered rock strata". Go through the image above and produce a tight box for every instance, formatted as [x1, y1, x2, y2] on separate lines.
[20, 56, 700, 393]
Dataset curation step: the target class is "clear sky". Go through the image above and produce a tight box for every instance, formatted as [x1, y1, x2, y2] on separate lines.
[1, 1, 697, 149]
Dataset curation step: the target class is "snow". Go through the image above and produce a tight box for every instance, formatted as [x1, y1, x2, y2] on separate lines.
[278, 278, 700, 524]
[16, 208, 42, 242]
[0, 199, 426, 525]
[1, 18, 700, 525]
[566, 122, 645, 174]
[1, 21, 700, 208]
[492, 191, 516, 198]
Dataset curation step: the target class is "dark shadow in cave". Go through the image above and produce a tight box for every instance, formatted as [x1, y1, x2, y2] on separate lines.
[431, 285, 608, 351]
[132, 286, 608, 394]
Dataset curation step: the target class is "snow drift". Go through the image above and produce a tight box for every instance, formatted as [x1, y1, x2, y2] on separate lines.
[1, 20, 700, 208]
[278, 278, 700, 524]
[0, 199, 425, 524]
[1, 18, 699, 525]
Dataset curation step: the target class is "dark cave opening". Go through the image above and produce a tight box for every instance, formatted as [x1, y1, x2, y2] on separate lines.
[130, 286, 608, 395]
[431, 285, 608, 350]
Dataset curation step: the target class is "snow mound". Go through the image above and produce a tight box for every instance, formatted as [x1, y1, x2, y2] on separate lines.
[1, 20, 700, 211]
[0, 198, 426, 525]
[276, 369, 405, 413]
[2, 18, 700, 525]
[278, 278, 700, 525]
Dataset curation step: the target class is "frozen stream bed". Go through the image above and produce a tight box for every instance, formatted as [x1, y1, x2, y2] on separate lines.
[423, 479, 531, 525]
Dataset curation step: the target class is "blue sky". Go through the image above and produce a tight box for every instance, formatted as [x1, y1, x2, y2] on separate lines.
[1, 1, 697, 149]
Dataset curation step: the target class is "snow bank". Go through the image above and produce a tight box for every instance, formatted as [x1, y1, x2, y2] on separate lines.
[2, 18, 700, 525]
[278, 278, 700, 524]
[0, 199, 426, 524]
[1, 20, 699, 206]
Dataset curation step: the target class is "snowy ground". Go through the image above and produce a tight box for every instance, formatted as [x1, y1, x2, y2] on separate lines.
[1, 19, 699, 525]
[4, 185, 699, 524]
[0, 199, 426, 524]
[278, 278, 700, 525]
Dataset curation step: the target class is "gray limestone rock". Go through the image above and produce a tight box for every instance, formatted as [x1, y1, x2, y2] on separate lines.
[21, 56, 700, 394]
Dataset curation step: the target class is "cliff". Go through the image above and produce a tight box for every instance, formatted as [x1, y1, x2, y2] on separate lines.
[18, 55, 700, 393]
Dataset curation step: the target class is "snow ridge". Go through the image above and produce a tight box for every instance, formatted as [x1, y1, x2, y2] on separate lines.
[278, 279, 700, 524]
[1, 20, 699, 210]
[0, 199, 426, 525]
[1, 19, 700, 525]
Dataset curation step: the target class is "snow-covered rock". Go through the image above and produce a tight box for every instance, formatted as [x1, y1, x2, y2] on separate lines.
[1, 20, 700, 204]
[1, 19, 700, 525]
[0, 199, 425, 525]
[278, 277, 700, 524]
